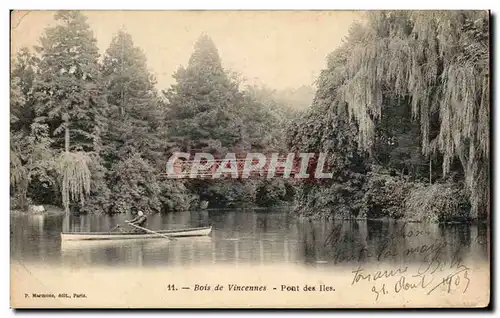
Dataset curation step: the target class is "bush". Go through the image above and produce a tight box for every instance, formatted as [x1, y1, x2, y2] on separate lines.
[159, 180, 195, 212]
[360, 170, 413, 219]
[292, 163, 473, 223]
[108, 154, 162, 214]
[10, 192, 32, 211]
[188, 179, 259, 208]
[360, 168, 471, 222]
[255, 179, 289, 207]
[404, 182, 471, 222]
[292, 174, 365, 219]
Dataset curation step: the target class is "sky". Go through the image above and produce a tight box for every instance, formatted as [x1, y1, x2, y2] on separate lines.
[10, 10, 364, 91]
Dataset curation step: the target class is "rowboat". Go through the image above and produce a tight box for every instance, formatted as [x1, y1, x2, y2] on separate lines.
[60, 226, 212, 241]
[60, 236, 213, 251]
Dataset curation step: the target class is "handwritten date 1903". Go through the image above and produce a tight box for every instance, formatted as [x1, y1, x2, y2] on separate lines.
[426, 268, 470, 296]
[370, 269, 470, 301]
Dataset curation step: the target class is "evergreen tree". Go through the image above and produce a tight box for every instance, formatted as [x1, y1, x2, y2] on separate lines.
[101, 29, 164, 167]
[33, 11, 108, 213]
[239, 84, 299, 152]
[165, 35, 243, 152]
[101, 29, 178, 214]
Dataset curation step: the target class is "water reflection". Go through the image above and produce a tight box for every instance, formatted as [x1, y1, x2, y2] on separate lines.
[10, 210, 489, 269]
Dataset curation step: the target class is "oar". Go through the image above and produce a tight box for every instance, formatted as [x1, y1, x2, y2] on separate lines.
[125, 221, 175, 240]
[110, 224, 124, 232]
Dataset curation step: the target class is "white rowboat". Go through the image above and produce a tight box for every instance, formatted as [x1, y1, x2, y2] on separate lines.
[61, 226, 212, 241]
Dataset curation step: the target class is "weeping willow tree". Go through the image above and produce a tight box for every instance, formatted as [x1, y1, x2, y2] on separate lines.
[55, 115, 92, 213]
[57, 149, 92, 213]
[329, 11, 489, 219]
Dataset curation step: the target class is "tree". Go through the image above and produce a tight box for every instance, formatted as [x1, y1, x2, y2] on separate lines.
[164, 35, 301, 208]
[10, 48, 38, 134]
[240, 84, 299, 152]
[372, 94, 428, 179]
[101, 29, 176, 214]
[33, 11, 108, 213]
[287, 100, 369, 218]
[164, 34, 243, 152]
[11, 49, 57, 209]
[332, 11, 489, 218]
[10, 75, 29, 208]
[101, 29, 164, 167]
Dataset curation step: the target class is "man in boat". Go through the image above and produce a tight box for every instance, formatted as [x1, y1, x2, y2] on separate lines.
[125, 210, 148, 233]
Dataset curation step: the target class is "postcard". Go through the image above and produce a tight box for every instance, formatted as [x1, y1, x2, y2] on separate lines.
[10, 10, 490, 308]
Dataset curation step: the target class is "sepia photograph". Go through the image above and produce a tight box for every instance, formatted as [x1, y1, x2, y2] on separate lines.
[9, 9, 491, 308]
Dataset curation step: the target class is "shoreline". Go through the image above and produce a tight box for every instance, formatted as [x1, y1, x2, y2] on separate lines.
[9, 206, 490, 226]
[10, 206, 65, 217]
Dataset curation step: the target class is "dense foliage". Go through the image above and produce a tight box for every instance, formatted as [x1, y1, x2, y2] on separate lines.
[10, 11, 489, 222]
[10, 11, 298, 214]
[338, 12, 489, 219]
[287, 11, 489, 221]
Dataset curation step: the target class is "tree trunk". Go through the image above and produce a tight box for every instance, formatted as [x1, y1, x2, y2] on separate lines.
[65, 125, 70, 154]
[64, 123, 70, 213]
[429, 157, 432, 185]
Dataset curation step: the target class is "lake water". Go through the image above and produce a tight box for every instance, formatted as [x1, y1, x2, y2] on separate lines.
[10, 209, 491, 308]
[11, 209, 490, 267]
